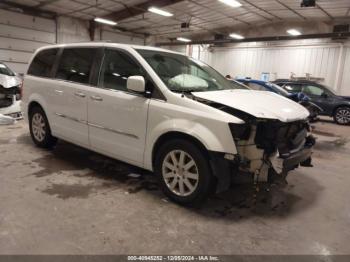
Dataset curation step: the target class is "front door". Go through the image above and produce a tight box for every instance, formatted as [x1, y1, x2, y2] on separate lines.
[87, 49, 150, 166]
[302, 84, 335, 115]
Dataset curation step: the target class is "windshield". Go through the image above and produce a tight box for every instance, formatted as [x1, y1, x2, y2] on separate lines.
[136, 49, 247, 93]
[0, 63, 15, 76]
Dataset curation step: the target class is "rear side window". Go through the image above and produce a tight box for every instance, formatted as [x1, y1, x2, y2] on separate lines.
[56, 48, 96, 84]
[28, 48, 58, 77]
[302, 85, 324, 96]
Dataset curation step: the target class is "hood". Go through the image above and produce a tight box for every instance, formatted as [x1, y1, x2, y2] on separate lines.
[340, 96, 350, 101]
[0, 75, 21, 88]
[192, 89, 310, 122]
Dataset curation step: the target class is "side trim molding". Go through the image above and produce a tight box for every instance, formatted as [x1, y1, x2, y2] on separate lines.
[88, 123, 139, 139]
[54, 112, 139, 139]
[54, 113, 87, 124]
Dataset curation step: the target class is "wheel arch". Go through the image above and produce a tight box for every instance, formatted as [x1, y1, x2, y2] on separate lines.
[151, 131, 232, 194]
[26, 91, 49, 117]
[27, 100, 57, 148]
[28, 101, 44, 116]
[332, 104, 350, 116]
[152, 131, 208, 168]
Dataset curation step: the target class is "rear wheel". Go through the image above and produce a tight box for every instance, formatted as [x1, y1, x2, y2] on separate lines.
[29, 106, 57, 148]
[154, 139, 213, 205]
[334, 107, 350, 125]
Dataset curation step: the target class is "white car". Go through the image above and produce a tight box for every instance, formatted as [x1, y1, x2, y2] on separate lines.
[21, 43, 315, 204]
[0, 62, 22, 119]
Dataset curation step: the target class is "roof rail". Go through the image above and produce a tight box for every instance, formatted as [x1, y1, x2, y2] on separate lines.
[67, 40, 113, 44]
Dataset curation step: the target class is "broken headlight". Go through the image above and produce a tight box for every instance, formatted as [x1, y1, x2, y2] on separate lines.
[229, 123, 251, 140]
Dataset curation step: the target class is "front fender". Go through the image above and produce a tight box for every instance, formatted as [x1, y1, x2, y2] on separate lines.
[143, 117, 237, 171]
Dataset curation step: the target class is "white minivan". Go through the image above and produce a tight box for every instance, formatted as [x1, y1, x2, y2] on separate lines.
[22, 43, 315, 204]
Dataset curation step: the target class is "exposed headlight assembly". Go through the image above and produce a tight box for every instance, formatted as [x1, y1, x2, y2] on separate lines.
[229, 123, 251, 140]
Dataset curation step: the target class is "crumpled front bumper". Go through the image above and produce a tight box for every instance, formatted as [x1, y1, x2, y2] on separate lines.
[281, 147, 312, 171]
[0, 99, 22, 119]
[210, 135, 316, 193]
[0, 84, 22, 119]
[270, 134, 315, 174]
[280, 134, 315, 171]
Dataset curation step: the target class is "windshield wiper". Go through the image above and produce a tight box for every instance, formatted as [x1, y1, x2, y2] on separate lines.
[171, 88, 206, 93]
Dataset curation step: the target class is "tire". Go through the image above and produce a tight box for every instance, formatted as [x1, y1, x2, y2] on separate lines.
[333, 107, 350, 125]
[29, 106, 57, 148]
[154, 139, 213, 205]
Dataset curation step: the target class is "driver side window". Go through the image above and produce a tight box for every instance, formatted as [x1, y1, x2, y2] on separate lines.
[302, 85, 324, 96]
[99, 49, 144, 92]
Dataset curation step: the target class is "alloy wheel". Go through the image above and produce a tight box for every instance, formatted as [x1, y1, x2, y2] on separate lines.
[336, 109, 350, 124]
[162, 150, 199, 197]
[32, 113, 46, 142]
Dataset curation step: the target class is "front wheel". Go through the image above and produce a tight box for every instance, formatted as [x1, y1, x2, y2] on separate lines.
[29, 106, 57, 148]
[333, 107, 350, 125]
[154, 139, 213, 205]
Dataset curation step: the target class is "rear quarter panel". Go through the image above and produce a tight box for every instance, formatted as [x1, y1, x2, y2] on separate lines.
[21, 75, 55, 125]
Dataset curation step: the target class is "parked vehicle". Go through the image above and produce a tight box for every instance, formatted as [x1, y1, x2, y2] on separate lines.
[237, 78, 322, 122]
[0, 62, 22, 119]
[274, 79, 350, 125]
[22, 43, 315, 204]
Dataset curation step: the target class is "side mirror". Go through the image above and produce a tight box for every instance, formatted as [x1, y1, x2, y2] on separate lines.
[127, 76, 145, 93]
[321, 92, 328, 98]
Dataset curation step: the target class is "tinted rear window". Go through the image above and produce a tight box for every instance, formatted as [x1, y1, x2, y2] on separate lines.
[56, 48, 96, 85]
[28, 48, 58, 77]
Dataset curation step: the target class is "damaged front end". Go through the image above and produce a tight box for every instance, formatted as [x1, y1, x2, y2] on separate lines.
[234, 119, 315, 184]
[197, 98, 315, 192]
[0, 84, 23, 119]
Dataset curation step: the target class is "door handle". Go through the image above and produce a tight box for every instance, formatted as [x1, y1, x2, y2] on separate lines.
[90, 95, 103, 102]
[54, 89, 63, 94]
[74, 92, 86, 98]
